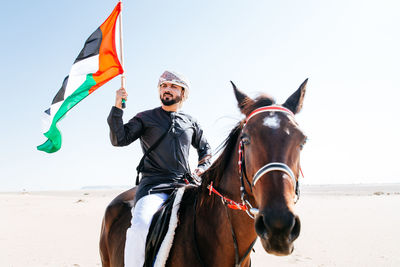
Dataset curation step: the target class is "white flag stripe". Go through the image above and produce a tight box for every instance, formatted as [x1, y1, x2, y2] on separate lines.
[69, 55, 99, 76]
[65, 55, 99, 97]
[41, 55, 100, 134]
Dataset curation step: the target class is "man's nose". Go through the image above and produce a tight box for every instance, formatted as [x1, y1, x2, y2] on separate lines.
[164, 87, 173, 93]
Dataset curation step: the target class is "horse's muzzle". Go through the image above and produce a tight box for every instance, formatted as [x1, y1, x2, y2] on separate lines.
[255, 211, 301, 256]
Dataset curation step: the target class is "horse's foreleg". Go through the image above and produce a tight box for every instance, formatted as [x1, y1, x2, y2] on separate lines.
[100, 214, 111, 267]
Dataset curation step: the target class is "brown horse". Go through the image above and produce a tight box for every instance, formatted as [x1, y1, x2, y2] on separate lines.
[100, 79, 308, 267]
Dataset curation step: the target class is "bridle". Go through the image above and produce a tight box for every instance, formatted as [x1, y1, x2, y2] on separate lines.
[238, 105, 301, 218]
[207, 105, 302, 219]
[201, 105, 303, 267]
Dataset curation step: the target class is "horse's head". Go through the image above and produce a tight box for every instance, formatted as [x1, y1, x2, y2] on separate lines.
[232, 79, 308, 256]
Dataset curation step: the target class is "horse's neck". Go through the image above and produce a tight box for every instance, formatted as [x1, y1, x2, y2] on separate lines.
[218, 170, 256, 234]
[196, 170, 257, 265]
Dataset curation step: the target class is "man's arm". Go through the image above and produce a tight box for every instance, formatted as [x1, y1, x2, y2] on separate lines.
[107, 88, 144, 146]
[192, 121, 212, 176]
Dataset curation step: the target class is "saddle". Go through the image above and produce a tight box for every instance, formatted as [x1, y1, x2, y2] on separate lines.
[144, 187, 186, 267]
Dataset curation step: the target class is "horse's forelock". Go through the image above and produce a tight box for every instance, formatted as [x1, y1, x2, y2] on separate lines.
[242, 94, 276, 115]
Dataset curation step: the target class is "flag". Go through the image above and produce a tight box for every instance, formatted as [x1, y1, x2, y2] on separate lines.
[37, 3, 123, 153]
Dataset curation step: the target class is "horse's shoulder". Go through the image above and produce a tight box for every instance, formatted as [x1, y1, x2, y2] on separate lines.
[109, 187, 136, 207]
[103, 187, 136, 229]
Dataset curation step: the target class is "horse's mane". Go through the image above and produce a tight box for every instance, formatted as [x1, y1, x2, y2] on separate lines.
[180, 93, 275, 210]
[200, 123, 242, 190]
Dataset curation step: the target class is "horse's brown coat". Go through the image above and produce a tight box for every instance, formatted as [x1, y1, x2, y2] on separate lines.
[99, 79, 308, 266]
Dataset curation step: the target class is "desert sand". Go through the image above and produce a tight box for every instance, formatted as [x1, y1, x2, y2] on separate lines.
[1, 184, 400, 267]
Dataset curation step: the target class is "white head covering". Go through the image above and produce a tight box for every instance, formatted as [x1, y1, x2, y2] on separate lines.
[158, 70, 190, 101]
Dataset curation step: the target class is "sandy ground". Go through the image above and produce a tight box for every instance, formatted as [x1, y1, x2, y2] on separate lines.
[1, 184, 400, 267]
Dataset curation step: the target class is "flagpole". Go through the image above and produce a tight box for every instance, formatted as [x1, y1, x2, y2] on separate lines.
[118, 0, 126, 109]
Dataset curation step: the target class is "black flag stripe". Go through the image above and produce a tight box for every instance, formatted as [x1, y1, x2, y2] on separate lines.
[51, 75, 69, 105]
[74, 27, 102, 64]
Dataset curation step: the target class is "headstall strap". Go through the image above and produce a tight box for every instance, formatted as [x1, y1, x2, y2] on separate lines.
[238, 140, 243, 173]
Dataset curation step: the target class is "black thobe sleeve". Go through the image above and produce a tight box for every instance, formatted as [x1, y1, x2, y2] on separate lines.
[107, 106, 144, 146]
[191, 120, 212, 170]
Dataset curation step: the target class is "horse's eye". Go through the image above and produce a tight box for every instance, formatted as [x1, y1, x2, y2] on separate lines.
[241, 136, 250, 145]
[300, 137, 308, 150]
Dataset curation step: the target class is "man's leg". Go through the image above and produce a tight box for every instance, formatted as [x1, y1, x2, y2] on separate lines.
[124, 193, 168, 267]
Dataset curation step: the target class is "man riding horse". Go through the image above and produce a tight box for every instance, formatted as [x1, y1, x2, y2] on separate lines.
[107, 70, 212, 267]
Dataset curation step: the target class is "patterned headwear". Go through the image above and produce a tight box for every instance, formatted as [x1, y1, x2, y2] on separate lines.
[158, 70, 190, 101]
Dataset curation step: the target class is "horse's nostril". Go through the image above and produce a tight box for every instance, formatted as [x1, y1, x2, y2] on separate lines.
[255, 212, 300, 243]
[255, 215, 268, 238]
[290, 216, 301, 242]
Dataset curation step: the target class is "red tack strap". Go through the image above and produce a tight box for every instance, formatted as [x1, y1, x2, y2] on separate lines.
[227, 203, 247, 210]
[208, 182, 213, 196]
[227, 204, 241, 210]
[207, 183, 248, 211]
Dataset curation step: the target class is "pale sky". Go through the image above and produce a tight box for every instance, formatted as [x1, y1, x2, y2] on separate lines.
[1, 0, 399, 191]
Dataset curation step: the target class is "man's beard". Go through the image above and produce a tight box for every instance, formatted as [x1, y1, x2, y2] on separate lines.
[160, 94, 182, 106]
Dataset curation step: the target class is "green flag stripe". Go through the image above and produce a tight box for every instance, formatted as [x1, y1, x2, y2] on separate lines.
[37, 74, 96, 153]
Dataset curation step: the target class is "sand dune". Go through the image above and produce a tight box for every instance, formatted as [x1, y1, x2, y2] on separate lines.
[1, 184, 400, 266]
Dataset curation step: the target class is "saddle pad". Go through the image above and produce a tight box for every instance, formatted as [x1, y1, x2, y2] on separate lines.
[144, 187, 185, 267]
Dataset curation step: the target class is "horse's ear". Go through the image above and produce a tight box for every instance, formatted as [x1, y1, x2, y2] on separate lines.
[283, 78, 308, 114]
[231, 81, 254, 114]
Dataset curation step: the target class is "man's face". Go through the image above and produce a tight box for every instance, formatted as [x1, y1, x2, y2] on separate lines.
[159, 82, 184, 106]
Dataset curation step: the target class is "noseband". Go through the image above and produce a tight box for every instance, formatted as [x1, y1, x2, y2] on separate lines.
[238, 105, 300, 217]
[252, 162, 296, 188]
